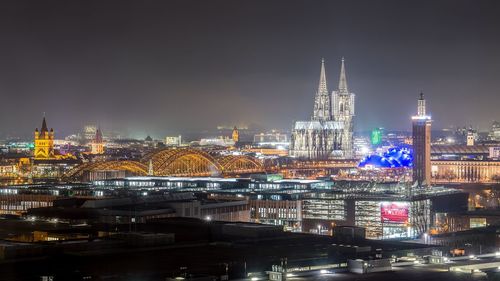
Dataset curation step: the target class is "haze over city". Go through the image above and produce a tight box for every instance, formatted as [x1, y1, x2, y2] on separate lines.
[1, 1, 500, 281]
[1, 0, 499, 139]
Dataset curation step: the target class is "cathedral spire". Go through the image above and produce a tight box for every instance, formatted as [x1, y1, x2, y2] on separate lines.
[95, 127, 103, 143]
[318, 58, 328, 95]
[40, 116, 48, 133]
[312, 58, 331, 121]
[338, 57, 348, 93]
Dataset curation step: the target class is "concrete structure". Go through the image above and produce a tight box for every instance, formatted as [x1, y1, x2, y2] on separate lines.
[348, 258, 392, 274]
[28, 192, 250, 224]
[412, 93, 432, 186]
[289, 58, 355, 160]
[489, 147, 500, 159]
[165, 135, 182, 146]
[431, 160, 500, 183]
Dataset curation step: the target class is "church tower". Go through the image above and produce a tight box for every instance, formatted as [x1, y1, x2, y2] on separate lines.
[34, 116, 55, 159]
[312, 58, 332, 121]
[90, 127, 105, 154]
[232, 126, 239, 143]
[332, 58, 355, 158]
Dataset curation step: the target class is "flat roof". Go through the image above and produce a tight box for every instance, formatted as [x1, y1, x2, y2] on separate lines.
[123, 176, 324, 184]
[124, 176, 240, 182]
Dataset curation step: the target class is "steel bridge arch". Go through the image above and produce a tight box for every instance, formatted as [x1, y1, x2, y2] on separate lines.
[143, 148, 222, 177]
[217, 155, 264, 174]
[63, 160, 148, 180]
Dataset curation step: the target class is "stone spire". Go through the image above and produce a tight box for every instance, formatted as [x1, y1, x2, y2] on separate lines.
[95, 127, 103, 143]
[338, 57, 348, 93]
[40, 117, 48, 133]
[312, 58, 331, 121]
[318, 58, 328, 95]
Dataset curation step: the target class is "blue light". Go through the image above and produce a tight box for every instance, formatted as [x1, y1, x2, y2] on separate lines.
[358, 146, 413, 168]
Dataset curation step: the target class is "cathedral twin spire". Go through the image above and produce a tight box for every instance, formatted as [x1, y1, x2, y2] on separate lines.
[312, 58, 331, 121]
[338, 57, 348, 94]
[312, 57, 349, 121]
[318, 58, 328, 95]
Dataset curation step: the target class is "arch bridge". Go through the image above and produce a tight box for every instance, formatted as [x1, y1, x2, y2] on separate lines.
[63, 160, 148, 181]
[65, 148, 265, 181]
[143, 148, 264, 176]
[143, 148, 222, 177]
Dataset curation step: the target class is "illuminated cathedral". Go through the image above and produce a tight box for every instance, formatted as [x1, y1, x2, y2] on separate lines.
[34, 117, 55, 160]
[289, 58, 355, 159]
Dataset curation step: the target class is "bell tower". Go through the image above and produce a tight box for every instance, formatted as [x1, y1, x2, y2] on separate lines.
[232, 126, 239, 143]
[332, 58, 355, 158]
[90, 127, 105, 154]
[34, 116, 55, 159]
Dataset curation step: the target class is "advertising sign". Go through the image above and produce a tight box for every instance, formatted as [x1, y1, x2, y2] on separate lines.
[380, 202, 409, 223]
[371, 128, 382, 145]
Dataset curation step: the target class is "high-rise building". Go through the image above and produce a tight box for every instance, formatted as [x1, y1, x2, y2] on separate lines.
[90, 127, 105, 154]
[165, 136, 182, 146]
[289, 58, 355, 159]
[34, 117, 55, 160]
[488, 121, 500, 141]
[412, 93, 432, 186]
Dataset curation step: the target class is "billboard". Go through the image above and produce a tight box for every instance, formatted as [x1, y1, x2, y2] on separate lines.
[380, 202, 409, 223]
[371, 128, 382, 145]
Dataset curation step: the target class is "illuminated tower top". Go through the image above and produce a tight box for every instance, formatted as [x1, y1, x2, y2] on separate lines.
[34, 116, 55, 159]
[412, 92, 431, 121]
[90, 126, 105, 154]
[95, 127, 103, 143]
[232, 126, 239, 143]
[40, 117, 49, 134]
[318, 58, 328, 95]
[417, 92, 426, 117]
[338, 57, 348, 94]
[312, 58, 331, 121]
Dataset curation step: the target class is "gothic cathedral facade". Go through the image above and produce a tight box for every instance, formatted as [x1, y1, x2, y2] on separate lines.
[289, 58, 355, 159]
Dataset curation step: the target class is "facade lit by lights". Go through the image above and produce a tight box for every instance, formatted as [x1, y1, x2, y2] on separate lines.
[289, 58, 355, 160]
[370, 128, 382, 146]
[358, 146, 413, 168]
[34, 117, 55, 160]
[232, 126, 239, 143]
[90, 127, 105, 154]
[412, 93, 432, 186]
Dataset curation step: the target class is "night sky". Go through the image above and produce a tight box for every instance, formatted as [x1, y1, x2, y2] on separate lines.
[0, 0, 499, 139]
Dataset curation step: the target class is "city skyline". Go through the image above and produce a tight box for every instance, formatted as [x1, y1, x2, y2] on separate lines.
[1, 2, 500, 280]
[1, 0, 499, 138]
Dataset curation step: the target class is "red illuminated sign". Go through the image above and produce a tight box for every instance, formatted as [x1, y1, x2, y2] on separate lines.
[380, 202, 409, 223]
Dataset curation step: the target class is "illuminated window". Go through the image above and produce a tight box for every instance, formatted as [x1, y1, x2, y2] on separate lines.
[470, 218, 487, 228]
